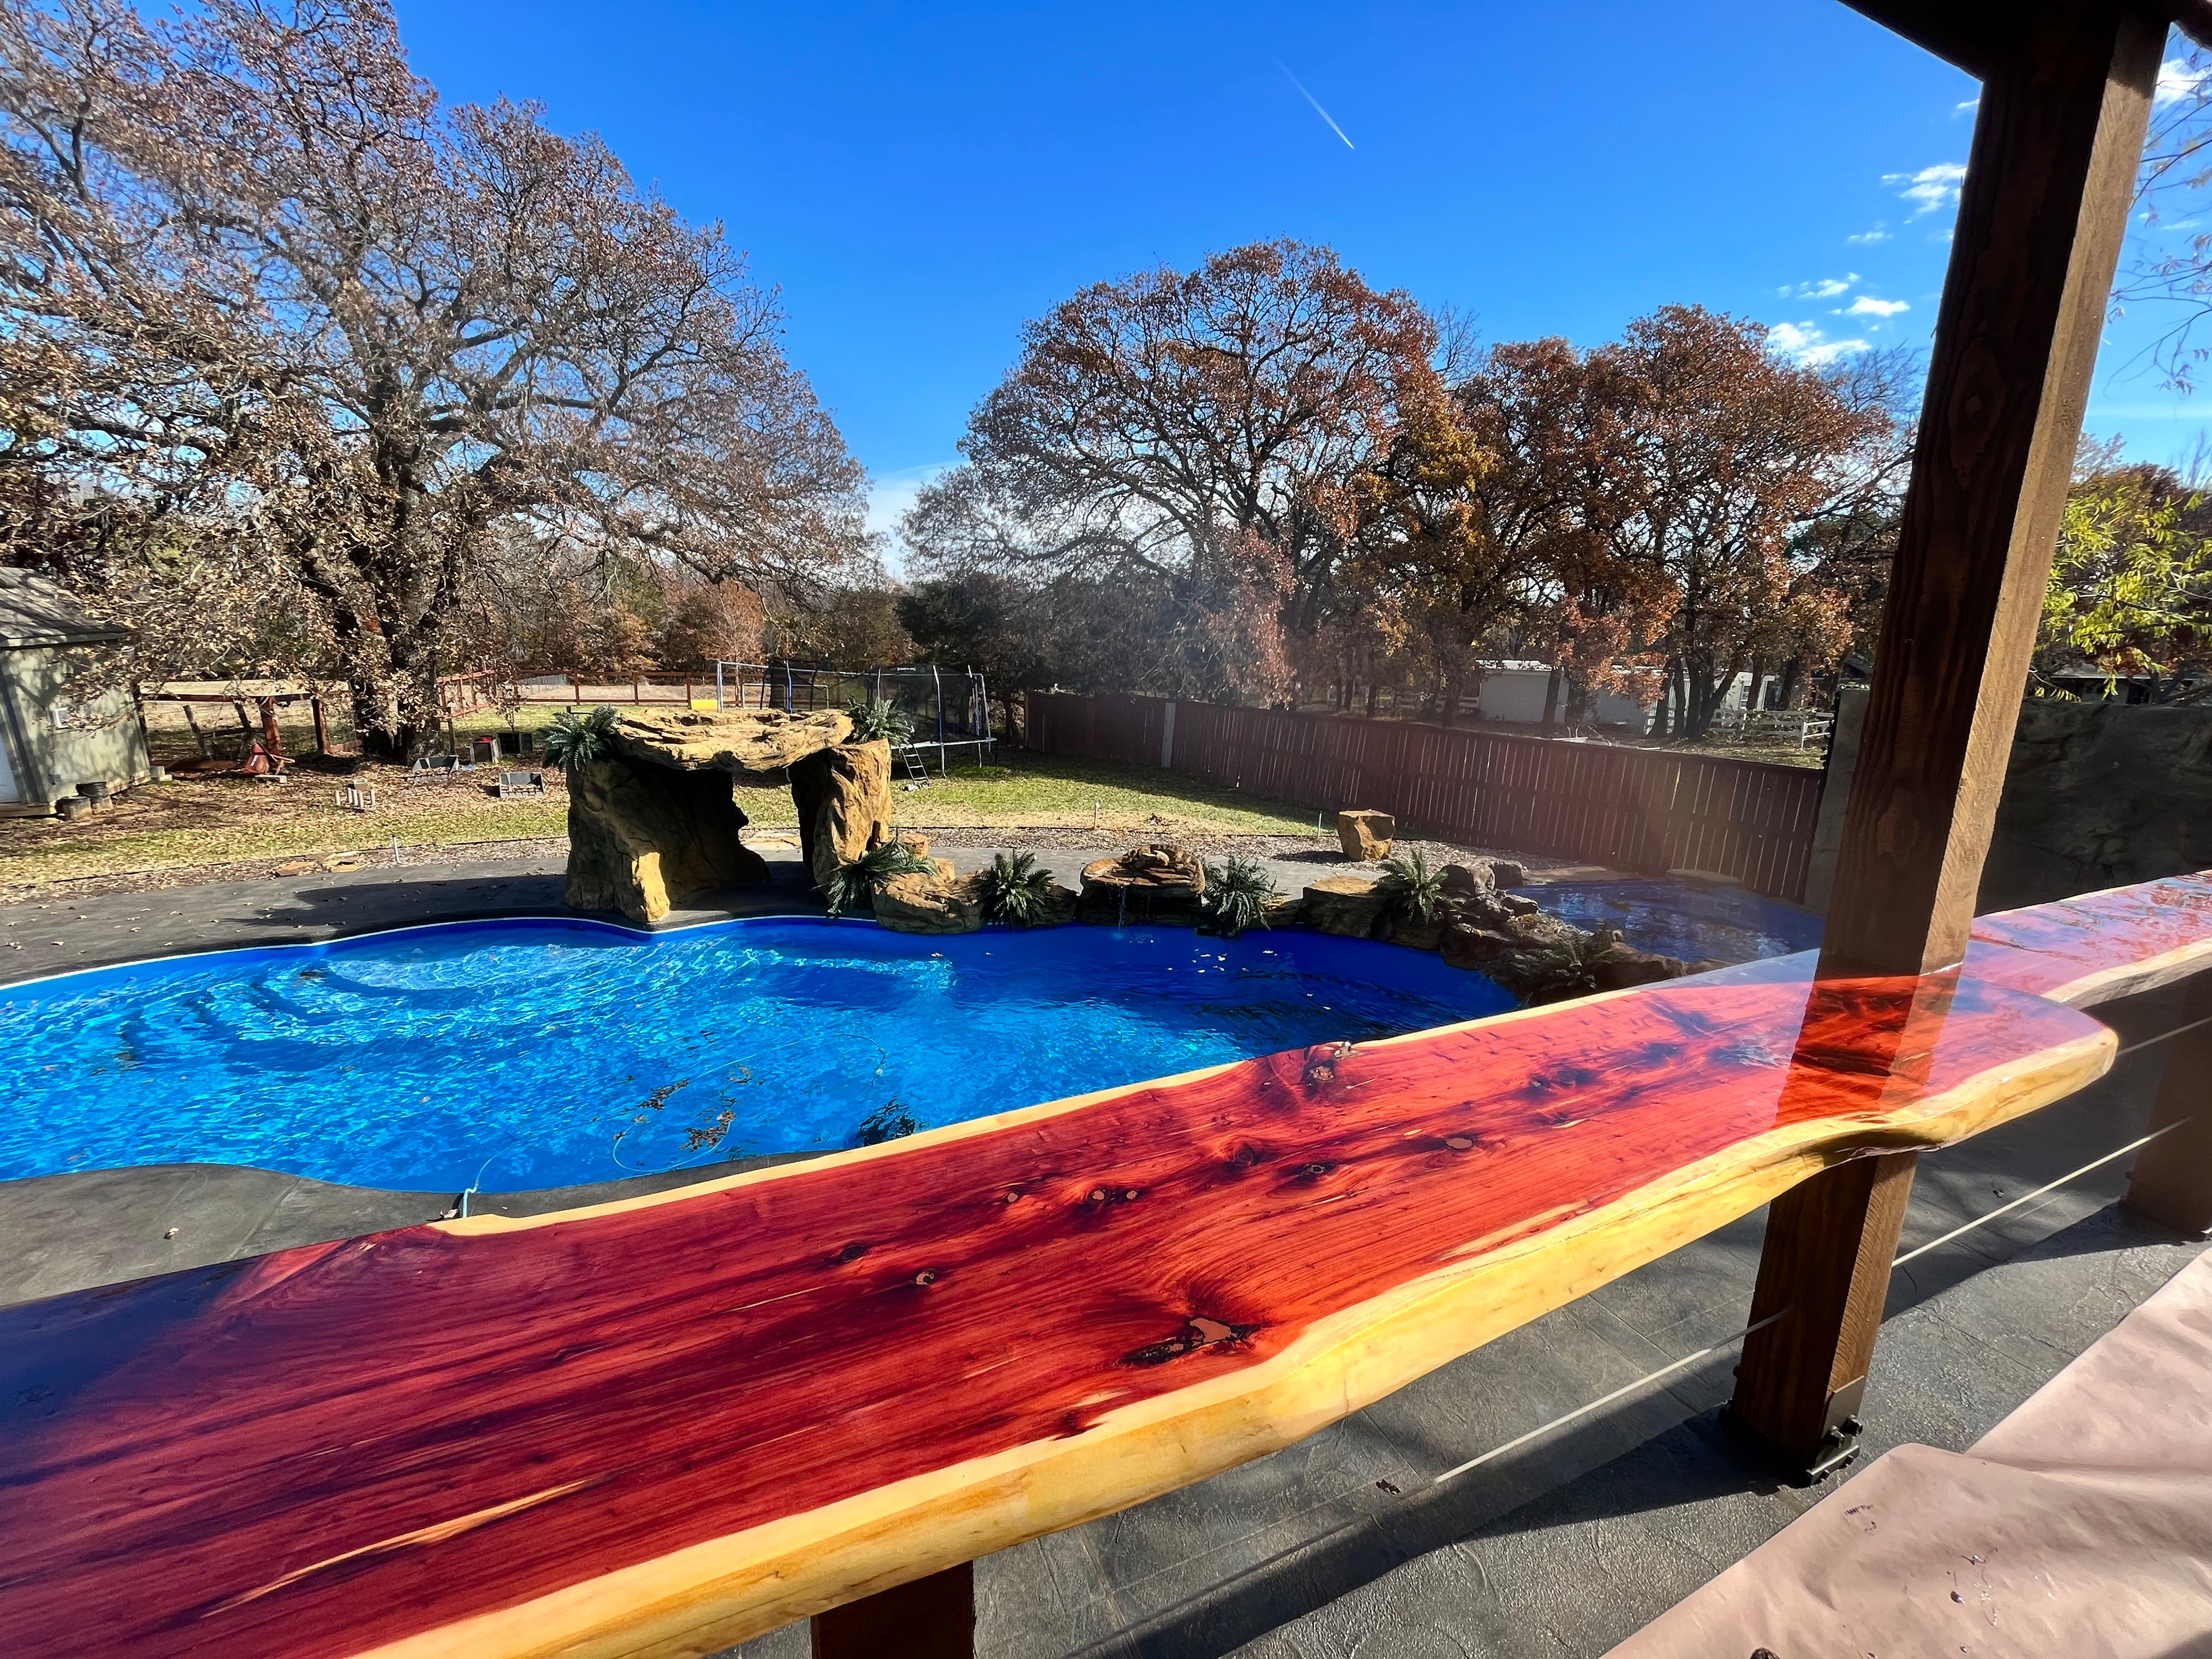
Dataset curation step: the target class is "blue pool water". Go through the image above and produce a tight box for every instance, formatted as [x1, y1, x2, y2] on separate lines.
[1536, 878, 1823, 965]
[0, 918, 1516, 1194]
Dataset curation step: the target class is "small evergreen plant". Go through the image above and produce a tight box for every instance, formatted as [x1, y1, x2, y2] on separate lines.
[541, 705, 619, 769]
[1202, 855, 1277, 938]
[820, 839, 934, 918]
[1378, 847, 1446, 923]
[976, 850, 1057, 927]
[844, 696, 914, 745]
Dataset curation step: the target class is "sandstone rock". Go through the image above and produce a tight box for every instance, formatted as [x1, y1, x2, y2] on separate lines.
[1439, 862, 1491, 897]
[789, 740, 894, 886]
[605, 706, 850, 774]
[1383, 911, 1444, 951]
[1304, 874, 1391, 938]
[896, 831, 930, 859]
[872, 870, 984, 934]
[1589, 945, 1688, 991]
[1036, 881, 1082, 927]
[1261, 892, 1306, 930]
[1078, 844, 1206, 925]
[1337, 809, 1395, 861]
[1488, 860, 1528, 888]
[564, 756, 770, 925]
[1440, 921, 1518, 972]
[1501, 892, 1540, 916]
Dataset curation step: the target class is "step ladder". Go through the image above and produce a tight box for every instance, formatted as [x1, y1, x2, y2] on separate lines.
[896, 745, 929, 785]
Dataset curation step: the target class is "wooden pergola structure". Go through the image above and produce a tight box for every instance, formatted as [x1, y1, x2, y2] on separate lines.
[1733, 0, 2212, 1479]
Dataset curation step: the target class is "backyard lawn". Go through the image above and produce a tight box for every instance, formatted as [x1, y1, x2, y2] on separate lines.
[0, 746, 1315, 889]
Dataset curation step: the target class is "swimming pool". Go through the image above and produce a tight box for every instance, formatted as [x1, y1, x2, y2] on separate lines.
[0, 917, 1516, 1194]
[1536, 877, 1823, 964]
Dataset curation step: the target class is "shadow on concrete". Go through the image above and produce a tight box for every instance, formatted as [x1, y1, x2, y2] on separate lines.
[1071, 1203, 2197, 1659]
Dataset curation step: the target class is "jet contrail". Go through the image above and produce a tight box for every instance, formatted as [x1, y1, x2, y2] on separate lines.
[1275, 60, 1354, 150]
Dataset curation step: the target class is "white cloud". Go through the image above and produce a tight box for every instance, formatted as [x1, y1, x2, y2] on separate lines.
[2158, 57, 2210, 105]
[1768, 320, 1870, 366]
[1847, 222, 1892, 245]
[1843, 296, 1910, 318]
[1885, 161, 1967, 218]
[1955, 96, 1979, 117]
[1801, 274, 1855, 298]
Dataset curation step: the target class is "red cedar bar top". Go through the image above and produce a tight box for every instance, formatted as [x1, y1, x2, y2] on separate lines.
[2, 874, 2208, 1659]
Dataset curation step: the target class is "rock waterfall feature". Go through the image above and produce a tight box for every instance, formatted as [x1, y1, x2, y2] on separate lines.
[563, 707, 892, 925]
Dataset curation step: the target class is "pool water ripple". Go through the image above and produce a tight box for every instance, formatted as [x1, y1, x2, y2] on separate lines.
[1, 916, 1515, 1194]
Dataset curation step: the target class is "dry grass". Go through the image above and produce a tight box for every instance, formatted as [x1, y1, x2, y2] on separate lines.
[1, 744, 1314, 892]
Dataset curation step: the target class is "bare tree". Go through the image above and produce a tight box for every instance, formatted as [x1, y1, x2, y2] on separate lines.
[902, 240, 1437, 703]
[1, 0, 867, 753]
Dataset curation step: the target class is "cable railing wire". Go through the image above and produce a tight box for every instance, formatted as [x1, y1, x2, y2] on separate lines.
[1056, 1107, 2189, 1659]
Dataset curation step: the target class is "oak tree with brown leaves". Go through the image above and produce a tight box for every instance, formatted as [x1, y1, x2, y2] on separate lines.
[1, 0, 866, 753]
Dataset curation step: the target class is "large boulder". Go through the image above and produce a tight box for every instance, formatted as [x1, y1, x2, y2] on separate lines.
[789, 740, 895, 887]
[1439, 862, 1492, 898]
[1337, 809, 1395, 861]
[873, 870, 984, 934]
[565, 756, 771, 924]
[1079, 844, 1206, 926]
[1303, 874, 1391, 938]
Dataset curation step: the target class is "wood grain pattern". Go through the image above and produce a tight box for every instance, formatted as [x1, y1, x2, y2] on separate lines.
[1, 877, 2207, 1659]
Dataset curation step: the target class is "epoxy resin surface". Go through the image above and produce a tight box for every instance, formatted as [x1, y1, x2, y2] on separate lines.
[0, 917, 1514, 1192]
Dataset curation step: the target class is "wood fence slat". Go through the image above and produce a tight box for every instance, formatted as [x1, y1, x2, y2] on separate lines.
[1021, 693, 1821, 900]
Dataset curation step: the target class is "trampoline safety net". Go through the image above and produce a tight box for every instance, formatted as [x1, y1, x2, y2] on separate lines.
[710, 662, 995, 772]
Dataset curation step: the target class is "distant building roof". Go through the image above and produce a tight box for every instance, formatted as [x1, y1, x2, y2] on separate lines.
[0, 568, 130, 649]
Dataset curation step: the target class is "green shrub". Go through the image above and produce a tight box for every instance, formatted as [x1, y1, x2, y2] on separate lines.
[844, 697, 915, 745]
[1378, 847, 1445, 924]
[541, 705, 619, 769]
[1201, 855, 1278, 938]
[820, 839, 934, 918]
[976, 850, 1057, 927]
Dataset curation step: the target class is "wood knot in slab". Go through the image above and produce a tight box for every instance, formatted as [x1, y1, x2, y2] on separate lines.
[1120, 1315, 1259, 1368]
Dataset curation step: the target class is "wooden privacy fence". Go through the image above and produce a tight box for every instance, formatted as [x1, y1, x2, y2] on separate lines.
[1025, 691, 1828, 902]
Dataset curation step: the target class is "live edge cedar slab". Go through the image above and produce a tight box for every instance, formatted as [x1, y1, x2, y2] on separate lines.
[3, 878, 2209, 1659]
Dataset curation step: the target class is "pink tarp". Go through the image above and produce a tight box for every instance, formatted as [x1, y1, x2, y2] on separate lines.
[1607, 1245, 2212, 1659]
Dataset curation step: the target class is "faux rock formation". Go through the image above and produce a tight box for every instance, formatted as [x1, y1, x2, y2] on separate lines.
[565, 756, 771, 923]
[1337, 809, 1395, 862]
[1302, 874, 1392, 938]
[789, 740, 895, 887]
[565, 706, 850, 925]
[605, 706, 851, 772]
[1439, 862, 1491, 897]
[1037, 881, 1082, 927]
[872, 869, 984, 934]
[1079, 844, 1206, 926]
[1382, 910, 1445, 951]
[1488, 859, 1528, 888]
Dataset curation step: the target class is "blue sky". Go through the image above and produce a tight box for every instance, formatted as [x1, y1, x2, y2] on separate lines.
[392, 1, 2211, 544]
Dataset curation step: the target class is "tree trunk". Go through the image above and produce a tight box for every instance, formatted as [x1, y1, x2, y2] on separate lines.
[1540, 667, 1562, 736]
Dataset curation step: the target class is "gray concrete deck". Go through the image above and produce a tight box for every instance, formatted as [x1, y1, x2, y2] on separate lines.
[1, 861, 2202, 1658]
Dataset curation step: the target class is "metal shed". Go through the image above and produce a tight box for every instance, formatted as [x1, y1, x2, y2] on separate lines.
[0, 569, 151, 815]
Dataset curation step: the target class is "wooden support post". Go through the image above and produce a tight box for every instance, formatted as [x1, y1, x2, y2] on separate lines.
[310, 696, 330, 755]
[1733, 1151, 1921, 1479]
[2126, 972, 2212, 1236]
[1819, 1, 2162, 980]
[809, 1562, 974, 1659]
[1732, 0, 2162, 1480]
